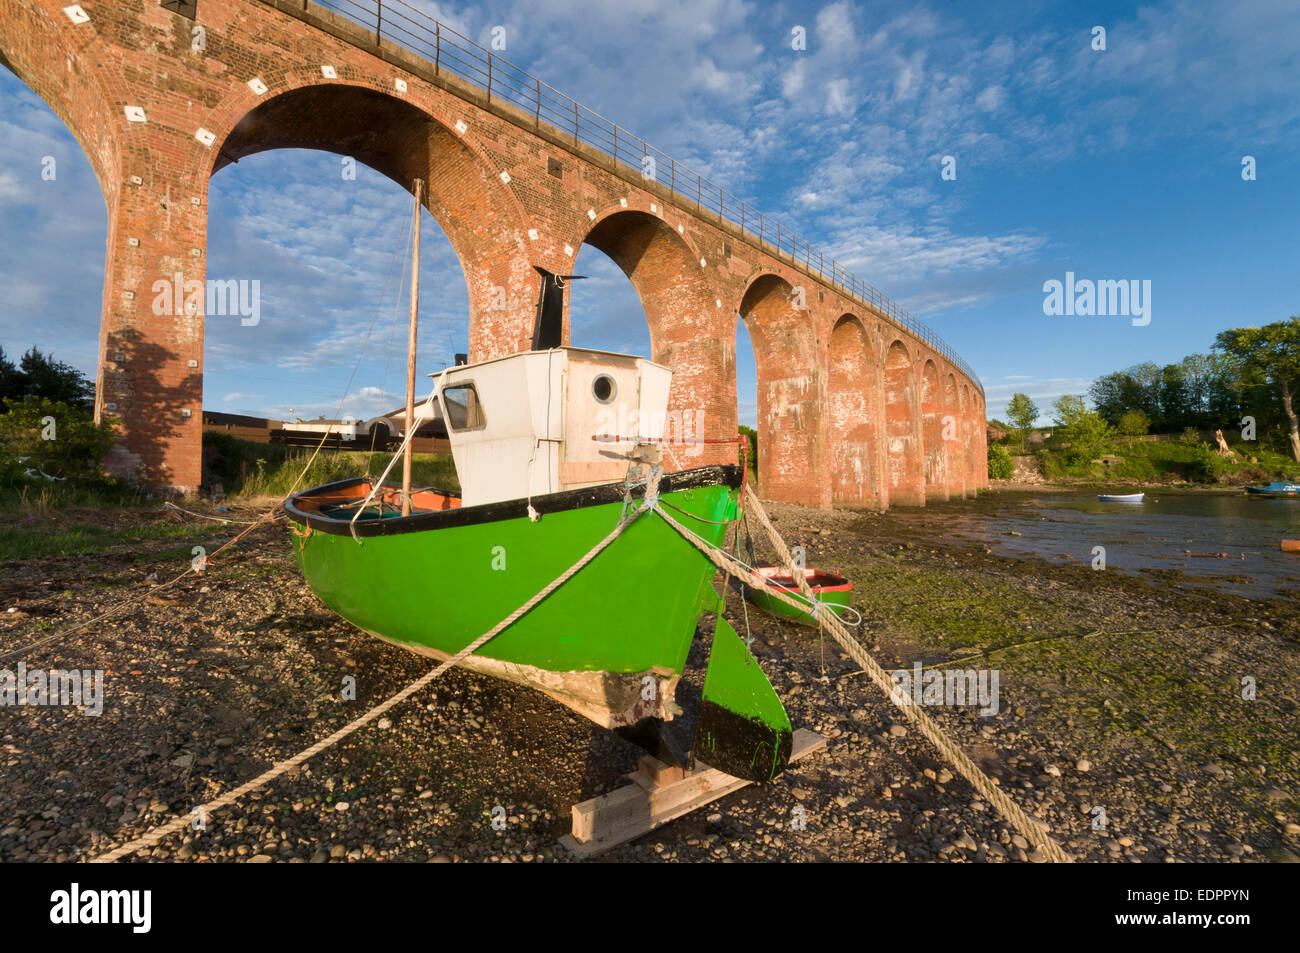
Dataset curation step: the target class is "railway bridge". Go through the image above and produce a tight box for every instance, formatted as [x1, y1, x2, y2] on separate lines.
[0, 0, 988, 505]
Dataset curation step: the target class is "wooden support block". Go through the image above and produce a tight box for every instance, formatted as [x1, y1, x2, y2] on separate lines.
[635, 755, 687, 787]
[560, 728, 827, 858]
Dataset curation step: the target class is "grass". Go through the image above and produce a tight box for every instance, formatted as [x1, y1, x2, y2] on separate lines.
[1032, 434, 1300, 484]
[0, 481, 145, 516]
[0, 434, 462, 561]
[0, 515, 209, 562]
[204, 432, 459, 498]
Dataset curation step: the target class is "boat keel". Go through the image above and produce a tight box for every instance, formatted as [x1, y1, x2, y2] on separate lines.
[691, 616, 793, 782]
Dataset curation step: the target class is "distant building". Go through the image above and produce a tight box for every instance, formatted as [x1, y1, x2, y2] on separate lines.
[203, 400, 453, 452]
[367, 398, 451, 441]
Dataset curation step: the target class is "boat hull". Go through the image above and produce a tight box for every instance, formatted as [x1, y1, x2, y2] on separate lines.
[285, 466, 741, 730]
[1246, 483, 1300, 498]
[742, 568, 852, 627]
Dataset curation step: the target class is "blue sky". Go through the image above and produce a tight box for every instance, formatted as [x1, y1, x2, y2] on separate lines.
[1, 0, 1298, 427]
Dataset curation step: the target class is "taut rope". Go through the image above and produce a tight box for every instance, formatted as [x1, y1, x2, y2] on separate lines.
[650, 483, 1072, 863]
[91, 498, 652, 863]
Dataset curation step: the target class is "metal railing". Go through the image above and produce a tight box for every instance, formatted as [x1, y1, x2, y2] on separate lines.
[305, 0, 983, 392]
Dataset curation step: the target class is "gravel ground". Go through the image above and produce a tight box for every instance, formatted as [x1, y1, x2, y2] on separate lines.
[1, 492, 1297, 863]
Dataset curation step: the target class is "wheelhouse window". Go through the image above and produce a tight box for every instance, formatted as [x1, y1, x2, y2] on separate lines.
[442, 384, 486, 431]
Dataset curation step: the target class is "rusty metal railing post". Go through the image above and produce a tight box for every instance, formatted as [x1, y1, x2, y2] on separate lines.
[434, 22, 440, 75]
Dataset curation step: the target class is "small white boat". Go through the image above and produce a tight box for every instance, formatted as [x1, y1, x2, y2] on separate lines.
[1098, 492, 1144, 503]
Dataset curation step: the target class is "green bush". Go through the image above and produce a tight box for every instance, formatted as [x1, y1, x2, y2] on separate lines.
[988, 443, 1015, 480]
[0, 396, 117, 485]
[1185, 441, 1225, 483]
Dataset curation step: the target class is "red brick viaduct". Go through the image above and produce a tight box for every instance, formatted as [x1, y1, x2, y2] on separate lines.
[0, 0, 987, 507]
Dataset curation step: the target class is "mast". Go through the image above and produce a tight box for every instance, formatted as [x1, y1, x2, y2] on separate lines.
[402, 178, 424, 516]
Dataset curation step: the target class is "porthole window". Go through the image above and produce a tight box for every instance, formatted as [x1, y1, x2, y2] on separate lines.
[592, 374, 616, 404]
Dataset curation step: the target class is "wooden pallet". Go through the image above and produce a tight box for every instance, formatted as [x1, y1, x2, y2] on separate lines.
[559, 728, 827, 857]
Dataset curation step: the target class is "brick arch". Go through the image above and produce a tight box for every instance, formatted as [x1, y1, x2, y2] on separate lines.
[9, 0, 985, 496]
[580, 210, 730, 466]
[885, 340, 924, 506]
[921, 358, 947, 502]
[0, 1, 121, 195]
[0, 1, 140, 470]
[208, 81, 534, 360]
[737, 273, 822, 504]
[826, 316, 880, 508]
[944, 371, 965, 498]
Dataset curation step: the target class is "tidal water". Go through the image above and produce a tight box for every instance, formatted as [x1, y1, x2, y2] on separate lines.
[944, 489, 1300, 599]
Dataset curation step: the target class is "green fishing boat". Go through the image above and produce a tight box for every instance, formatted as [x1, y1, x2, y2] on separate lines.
[283, 225, 791, 781]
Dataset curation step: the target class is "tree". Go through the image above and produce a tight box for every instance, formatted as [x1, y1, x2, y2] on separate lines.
[1005, 393, 1038, 447]
[1215, 318, 1300, 461]
[1117, 409, 1150, 436]
[1052, 394, 1113, 465]
[1089, 372, 1130, 426]
[0, 347, 22, 405]
[1088, 368, 1154, 427]
[1158, 363, 1191, 431]
[1126, 362, 1164, 426]
[16, 347, 95, 412]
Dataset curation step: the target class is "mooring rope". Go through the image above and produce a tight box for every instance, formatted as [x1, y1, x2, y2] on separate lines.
[651, 484, 1073, 863]
[90, 497, 652, 863]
